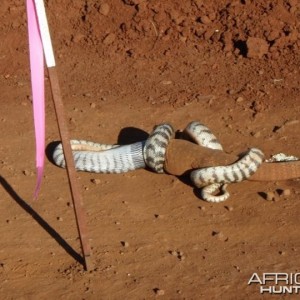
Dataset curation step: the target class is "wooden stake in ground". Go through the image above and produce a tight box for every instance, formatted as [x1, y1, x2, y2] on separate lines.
[33, 0, 92, 270]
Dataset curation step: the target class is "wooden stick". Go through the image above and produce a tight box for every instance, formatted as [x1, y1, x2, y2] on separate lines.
[33, 0, 92, 271]
[48, 67, 92, 271]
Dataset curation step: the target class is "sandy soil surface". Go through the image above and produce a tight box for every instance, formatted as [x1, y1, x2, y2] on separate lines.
[1, 0, 300, 299]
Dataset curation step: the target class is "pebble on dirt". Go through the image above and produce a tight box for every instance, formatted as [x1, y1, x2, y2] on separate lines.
[212, 231, 228, 242]
[103, 33, 116, 45]
[91, 178, 101, 185]
[265, 191, 277, 201]
[282, 189, 291, 197]
[246, 37, 269, 59]
[99, 3, 110, 16]
[224, 205, 234, 211]
[121, 241, 129, 248]
[153, 288, 165, 296]
[277, 188, 291, 197]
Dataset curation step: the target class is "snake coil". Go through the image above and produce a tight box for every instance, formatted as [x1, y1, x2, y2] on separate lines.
[52, 121, 264, 202]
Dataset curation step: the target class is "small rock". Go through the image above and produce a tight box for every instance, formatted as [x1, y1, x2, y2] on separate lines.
[67, 202, 73, 208]
[236, 96, 244, 103]
[99, 3, 110, 16]
[246, 37, 269, 59]
[224, 205, 233, 211]
[22, 170, 30, 176]
[273, 125, 283, 133]
[266, 191, 276, 201]
[69, 117, 76, 124]
[121, 241, 129, 248]
[253, 131, 261, 138]
[227, 89, 236, 95]
[161, 80, 173, 85]
[91, 178, 101, 185]
[154, 288, 165, 296]
[212, 231, 228, 241]
[90, 102, 96, 108]
[72, 33, 84, 43]
[282, 189, 291, 197]
[103, 33, 116, 45]
[57, 217, 63, 221]
[234, 265, 241, 272]
[200, 15, 211, 24]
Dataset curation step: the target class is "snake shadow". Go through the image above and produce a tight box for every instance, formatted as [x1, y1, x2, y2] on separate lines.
[175, 171, 205, 200]
[46, 141, 60, 166]
[117, 127, 149, 144]
[0, 175, 83, 265]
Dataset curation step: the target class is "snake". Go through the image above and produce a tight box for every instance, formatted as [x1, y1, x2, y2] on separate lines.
[52, 121, 266, 202]
[183, 121, 264, 202]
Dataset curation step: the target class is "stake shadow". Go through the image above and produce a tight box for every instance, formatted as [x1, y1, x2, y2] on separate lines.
[0, 175, 83, 265]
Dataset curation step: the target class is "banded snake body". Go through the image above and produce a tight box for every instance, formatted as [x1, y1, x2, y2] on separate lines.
[53, 121, 298, 202]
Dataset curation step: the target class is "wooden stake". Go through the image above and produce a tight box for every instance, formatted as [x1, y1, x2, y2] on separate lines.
[32, 0, 92, 271]
[48, 67, 92, 271]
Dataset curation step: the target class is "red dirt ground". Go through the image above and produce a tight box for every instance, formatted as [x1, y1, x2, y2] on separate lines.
[1, 0, 300, 299]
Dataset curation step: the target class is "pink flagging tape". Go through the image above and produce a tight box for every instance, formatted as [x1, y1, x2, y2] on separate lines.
[26, 0, 45, 199]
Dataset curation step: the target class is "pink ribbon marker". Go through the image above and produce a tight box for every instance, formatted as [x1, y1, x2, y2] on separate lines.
[26, 0, 45, 199]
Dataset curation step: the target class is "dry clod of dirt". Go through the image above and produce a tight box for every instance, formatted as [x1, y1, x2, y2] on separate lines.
[99, 3, 110, 16]
[212, 231, 228, 242]
[103, 33, 116, 45]
[22, 170, 30, 176]
[282, 189, 291, 197]
[170, 250, 185, 260]
[200, 15, 211, 25]
[236, 96, 244, 103]
[246, 37, 269, 59]
[91, 178, 101, 185]
[265, 191, 277, 201]
[154, 288, 165, 296]
[121, 241, 130, 248]
[224, 205, 234, 211]
[277, 188, 292, 197]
